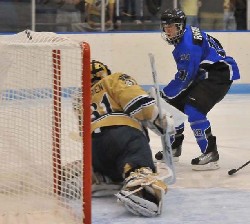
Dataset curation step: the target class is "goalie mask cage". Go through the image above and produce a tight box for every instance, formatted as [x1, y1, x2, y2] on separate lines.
[0, 30, 91, 224]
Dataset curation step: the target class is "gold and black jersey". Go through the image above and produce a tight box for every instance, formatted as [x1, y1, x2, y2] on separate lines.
[91, 73, 156, 133]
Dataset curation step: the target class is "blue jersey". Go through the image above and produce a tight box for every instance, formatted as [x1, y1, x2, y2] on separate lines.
[163, 25, 240, 99]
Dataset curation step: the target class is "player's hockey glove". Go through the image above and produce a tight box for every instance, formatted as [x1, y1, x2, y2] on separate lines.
[115, 167, 168, 217]
[197, 68, 207, 81]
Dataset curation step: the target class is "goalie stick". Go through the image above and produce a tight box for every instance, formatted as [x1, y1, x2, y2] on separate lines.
[148, 53, 176, 185]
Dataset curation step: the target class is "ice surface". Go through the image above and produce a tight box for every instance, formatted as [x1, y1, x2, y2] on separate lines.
[1, 95, 249, 224]
[92, 95, 250, 224]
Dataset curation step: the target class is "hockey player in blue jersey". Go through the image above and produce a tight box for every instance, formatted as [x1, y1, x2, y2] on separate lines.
[158, 8, 240, 170]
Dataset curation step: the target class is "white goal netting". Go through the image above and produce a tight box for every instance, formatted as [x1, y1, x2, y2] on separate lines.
[0, 30, 91, 224]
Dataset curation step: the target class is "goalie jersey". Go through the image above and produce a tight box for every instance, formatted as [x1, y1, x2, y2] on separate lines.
[91, 73, 156, 133]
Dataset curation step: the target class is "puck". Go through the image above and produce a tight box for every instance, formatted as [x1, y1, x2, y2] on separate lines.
[155, 151, 163, 160]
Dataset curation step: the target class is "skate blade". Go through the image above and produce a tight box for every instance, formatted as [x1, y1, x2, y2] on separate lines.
[192, 161, 220, 171]
[155, 156, 179, 163]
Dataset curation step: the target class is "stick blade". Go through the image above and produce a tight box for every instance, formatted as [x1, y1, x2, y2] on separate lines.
[228, 169, 237, 175]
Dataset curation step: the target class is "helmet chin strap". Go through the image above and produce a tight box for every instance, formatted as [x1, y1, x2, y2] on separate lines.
[161, 23, 185, 45]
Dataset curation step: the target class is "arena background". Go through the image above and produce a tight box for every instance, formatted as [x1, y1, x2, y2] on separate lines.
[32, 31, 250, 93]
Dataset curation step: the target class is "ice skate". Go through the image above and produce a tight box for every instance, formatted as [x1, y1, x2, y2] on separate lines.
[155, 145, 182, 163]
[172, 145, 182, 162]
[191, 150, 220, 171]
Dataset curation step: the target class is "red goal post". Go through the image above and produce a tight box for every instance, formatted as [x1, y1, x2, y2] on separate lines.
[0, 30, 91, 224]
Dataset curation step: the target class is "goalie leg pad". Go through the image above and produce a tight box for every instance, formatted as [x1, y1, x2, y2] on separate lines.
[116, 190, 159, 217]
[115, 167, 167, 217]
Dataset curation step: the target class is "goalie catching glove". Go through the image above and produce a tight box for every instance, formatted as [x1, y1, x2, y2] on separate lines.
[115, 167, 168, 217]
[147, 87, 187, 129]
[144, 105, 175, 136]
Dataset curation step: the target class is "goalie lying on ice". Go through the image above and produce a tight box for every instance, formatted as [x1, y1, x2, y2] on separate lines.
[69, 60, 171, 216]
[62, 162, 167, 217]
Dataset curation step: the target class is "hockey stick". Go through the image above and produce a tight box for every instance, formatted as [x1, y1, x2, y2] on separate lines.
[228, 160, 250, 175]
[148, 53, 176, 185]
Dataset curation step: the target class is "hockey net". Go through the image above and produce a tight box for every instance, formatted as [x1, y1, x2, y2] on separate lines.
[0, 30, 91, 224]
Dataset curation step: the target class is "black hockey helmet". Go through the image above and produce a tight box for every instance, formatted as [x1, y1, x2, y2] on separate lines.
[160, 8, 186, 45]
[91, 60, 111, 85]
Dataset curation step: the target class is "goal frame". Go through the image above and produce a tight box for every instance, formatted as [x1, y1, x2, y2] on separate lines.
[51, 42, 92, 224]
[81, 42, 91, 224]
[0, 32, 92, 224]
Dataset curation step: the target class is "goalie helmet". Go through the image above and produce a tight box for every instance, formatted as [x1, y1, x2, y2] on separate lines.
[160, 8, 186, 45]
[91, 60, 111, 86]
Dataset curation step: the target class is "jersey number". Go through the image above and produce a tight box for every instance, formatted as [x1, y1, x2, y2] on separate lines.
[207, 34, 226, 57]
[91, 93, 112, 120]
